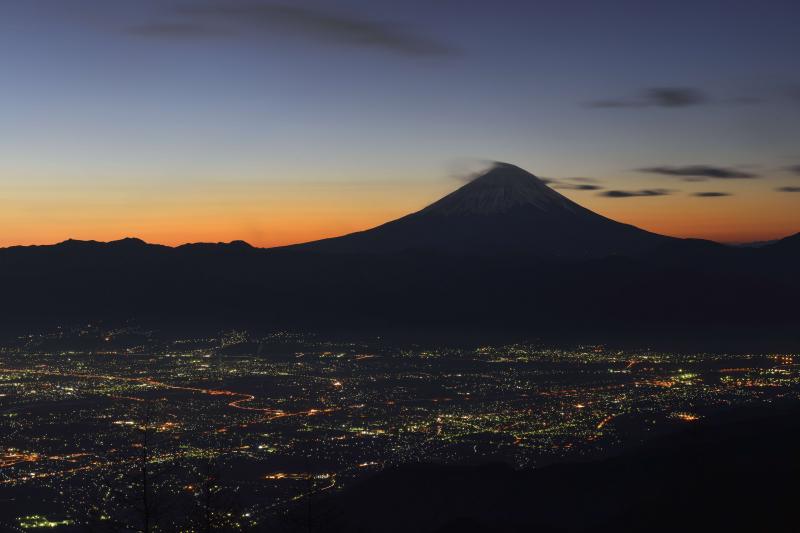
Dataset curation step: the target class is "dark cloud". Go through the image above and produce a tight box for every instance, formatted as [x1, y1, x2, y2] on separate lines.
[588, 87, 708, 108]
[553, 183, 603, 191]
[638, 165, 757, 180]
[598, 189, 671, 198]
[644, 87, 707, 107]
[130, 2, 457, 57]
[544, 176, 604, 190]
[565, 177, 600, 183]
[776, 186, 800, 193]
[692, 192, 731, 197]
[785, 165, 800, 175]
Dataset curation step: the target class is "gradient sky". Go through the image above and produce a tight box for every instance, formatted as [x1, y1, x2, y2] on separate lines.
[2, 0, 799, 246]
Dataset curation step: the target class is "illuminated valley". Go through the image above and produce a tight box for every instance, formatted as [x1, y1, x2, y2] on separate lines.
[0, 327, 797, 531]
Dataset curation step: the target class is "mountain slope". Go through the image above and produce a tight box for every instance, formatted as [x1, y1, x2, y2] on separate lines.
[762, 231, 800, 258]
[292, 163, 673, 258]
[299, 405, 800, 533]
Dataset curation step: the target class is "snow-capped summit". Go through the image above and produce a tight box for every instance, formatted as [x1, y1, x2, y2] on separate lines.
[421, 162, 580, 216]
[292, 162, 673, 258]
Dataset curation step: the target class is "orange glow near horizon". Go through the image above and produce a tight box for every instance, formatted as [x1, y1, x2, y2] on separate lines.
[0, 179, 448, 249]
[583, 188, 800, 244]
[1, 180, 798, 248]
[0, 203, 415, 249]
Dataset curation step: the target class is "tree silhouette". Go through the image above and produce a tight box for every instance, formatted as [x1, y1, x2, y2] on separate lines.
[188, 434, 245, 532]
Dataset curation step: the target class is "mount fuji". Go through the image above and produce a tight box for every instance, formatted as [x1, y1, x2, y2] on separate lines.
[293, 162, 673, 257]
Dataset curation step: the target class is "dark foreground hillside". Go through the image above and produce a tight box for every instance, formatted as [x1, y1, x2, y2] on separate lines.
[1, 235, 799, 351]
[298, 404, 800, 532]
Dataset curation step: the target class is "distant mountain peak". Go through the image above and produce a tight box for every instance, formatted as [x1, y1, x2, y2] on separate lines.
[55, 237, 148, 247]
[291, 162, 672, 257]
[421, 162, 580, 216]
[111, 237, 148, 246]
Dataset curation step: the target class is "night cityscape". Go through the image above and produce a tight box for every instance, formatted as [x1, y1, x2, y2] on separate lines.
[1, 327, 797, 530]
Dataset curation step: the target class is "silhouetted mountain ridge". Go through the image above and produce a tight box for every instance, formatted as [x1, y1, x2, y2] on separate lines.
[0, 163, 798, 343]
[763, 231, 800, 256]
